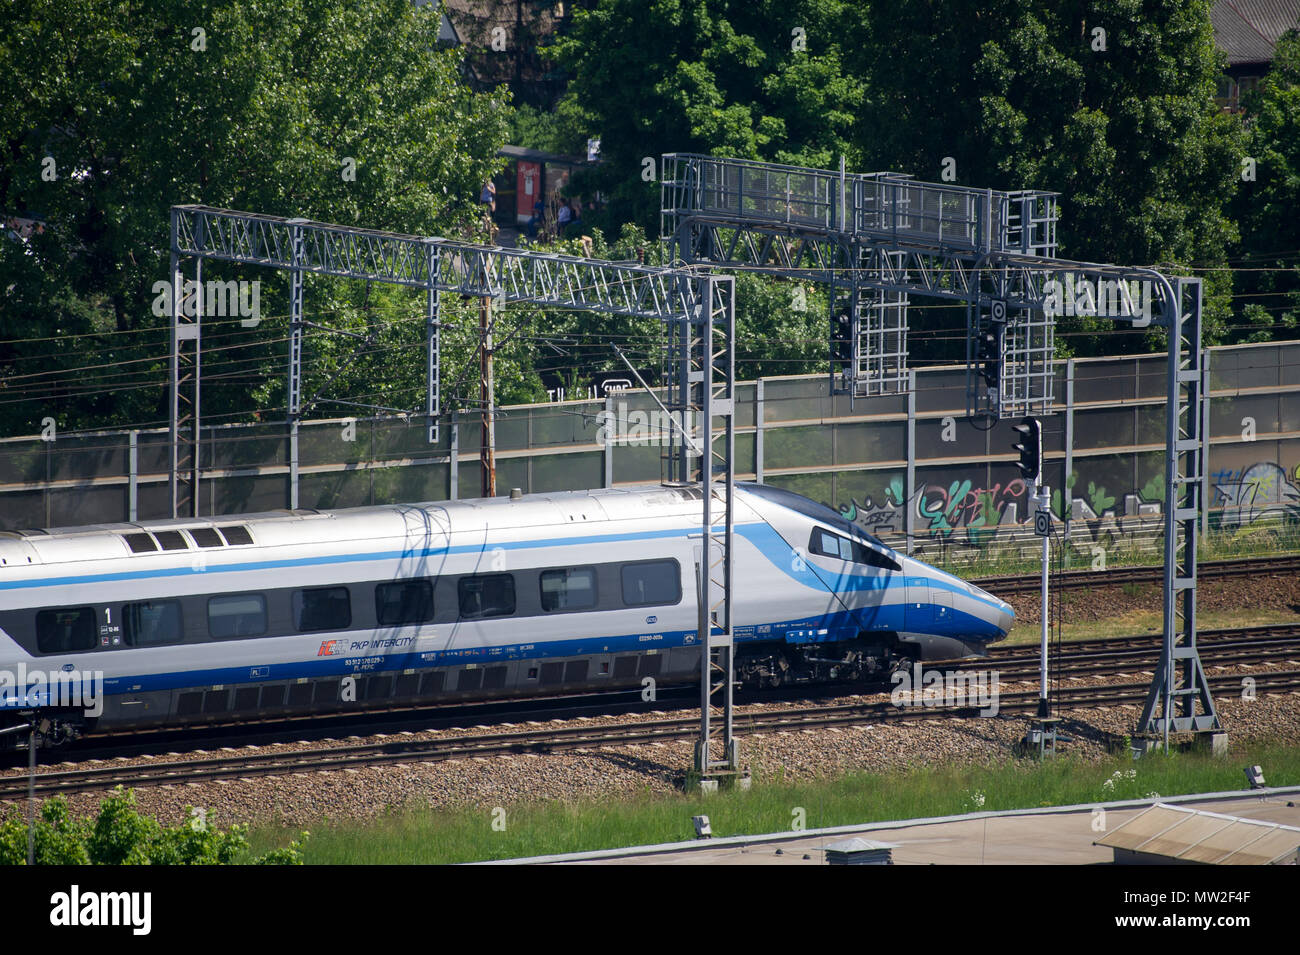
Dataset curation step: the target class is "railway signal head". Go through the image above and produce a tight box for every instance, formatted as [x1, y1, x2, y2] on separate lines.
[977, 317, 1004, 389]
[1012, 417, 1041, 482]
[831, 312, 852, 365]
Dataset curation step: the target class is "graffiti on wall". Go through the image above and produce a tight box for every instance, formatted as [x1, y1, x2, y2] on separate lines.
[1211, 462, 1300, 528]
[837, 475, 1033, 547]
[835, 474, 1162, 550]
[835, 459, 1300, 551]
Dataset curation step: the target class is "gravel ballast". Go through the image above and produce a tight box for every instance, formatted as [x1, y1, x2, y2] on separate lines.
[3, 572, 1299, 829]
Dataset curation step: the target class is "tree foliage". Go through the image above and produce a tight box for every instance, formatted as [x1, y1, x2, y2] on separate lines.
[863, 0, 1245, 350]
[550, 0, 867, 230]
[0, 0, 509, 433]
[552, 0, 1259, 357]
[3, 0, 1298, 444]
[1231, 28, 1300, 343]
[0, 788, 305, 864]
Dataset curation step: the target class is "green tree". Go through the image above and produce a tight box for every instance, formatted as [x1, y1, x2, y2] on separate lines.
[860, 0, 1245, 351]
[550, 0, 867, 231]
[1231, 28, 1300, 343]
[0, 0, 509, 434]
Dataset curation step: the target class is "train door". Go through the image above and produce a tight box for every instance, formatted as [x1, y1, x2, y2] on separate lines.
[932, 590, 952, 628]
[905, 578, 929, 632]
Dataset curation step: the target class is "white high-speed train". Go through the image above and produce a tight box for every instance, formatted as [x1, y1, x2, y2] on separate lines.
[0, 482, 1013, 746]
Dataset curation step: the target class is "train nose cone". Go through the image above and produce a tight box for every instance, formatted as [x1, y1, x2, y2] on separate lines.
[993, 596, 1015, 638]
[971, 584, 1014, 640]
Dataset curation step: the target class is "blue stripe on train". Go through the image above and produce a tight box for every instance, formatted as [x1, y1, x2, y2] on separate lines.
[0, 521, 1003, 615]
[0, 604, 1003, 707]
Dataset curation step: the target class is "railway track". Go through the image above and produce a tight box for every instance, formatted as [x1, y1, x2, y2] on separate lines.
[967, 623, 1300, 680]
[5, 661, 1298, 801]
[987, 621, 1300, 657]
[38, 558, 1292, 757]
[972, 554, 1300, 596]
[10, 623, 1299, 771]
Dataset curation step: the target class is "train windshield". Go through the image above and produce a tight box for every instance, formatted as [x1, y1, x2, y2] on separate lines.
[808, 527, 901, 571]
[740, 482, 891, 550]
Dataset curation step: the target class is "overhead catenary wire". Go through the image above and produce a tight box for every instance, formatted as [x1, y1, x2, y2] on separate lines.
[4, 259, 1300, 433]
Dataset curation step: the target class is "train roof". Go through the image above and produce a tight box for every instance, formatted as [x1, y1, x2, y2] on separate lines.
[0, 484, 730, 568]
[742, 482, 889, 548]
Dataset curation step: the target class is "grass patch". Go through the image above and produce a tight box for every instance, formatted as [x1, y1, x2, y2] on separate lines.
[1000, 606, 1300, 647]
[941, 525, 1300, 581]
[244, 741, 1300, 864]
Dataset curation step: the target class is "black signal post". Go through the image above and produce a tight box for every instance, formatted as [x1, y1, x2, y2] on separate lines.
[1012, 416, 1054, 733]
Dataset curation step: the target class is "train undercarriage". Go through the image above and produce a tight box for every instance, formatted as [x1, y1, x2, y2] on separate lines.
[734, 635, 914, 690]
[2, 634, 944, 751]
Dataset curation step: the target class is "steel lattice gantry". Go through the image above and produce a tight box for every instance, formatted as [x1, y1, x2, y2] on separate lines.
[168, 203, 743, 777]
[660, 153, 1220, 743]
[1139, 277, 1219, 740]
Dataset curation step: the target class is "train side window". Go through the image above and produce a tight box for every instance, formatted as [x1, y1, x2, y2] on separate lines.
[208, 594, 267, 639]
[189, 528, 224, 548]
[810, 528, 849, 560]
[153, 530, 189, 551]
[36, 608, 98, 654]
[294, 587, 352, 632]
[540, 567, 597, 612]
[458, 574, 515, 619]
[123, 600, 184, 647]
[376, 580, 434, 626]
[621, 559, 681, 607]
[122, 533, 157, 554]
[217, 525, 254, 546]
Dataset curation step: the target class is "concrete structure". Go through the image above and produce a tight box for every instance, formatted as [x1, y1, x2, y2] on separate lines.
[482, 788, 1300, 865]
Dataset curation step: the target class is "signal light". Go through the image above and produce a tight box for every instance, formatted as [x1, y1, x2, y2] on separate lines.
[831, 313, 852, 365]
[977, 321, 1004, 389]
[1012, 417, 1041, 483]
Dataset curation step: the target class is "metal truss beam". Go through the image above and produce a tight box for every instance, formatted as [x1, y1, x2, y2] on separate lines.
[426, 243, 441, 444]
[669, 216, 1174, 316]
[168, 208, 201, 519]
[173, 205, 700, 321]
